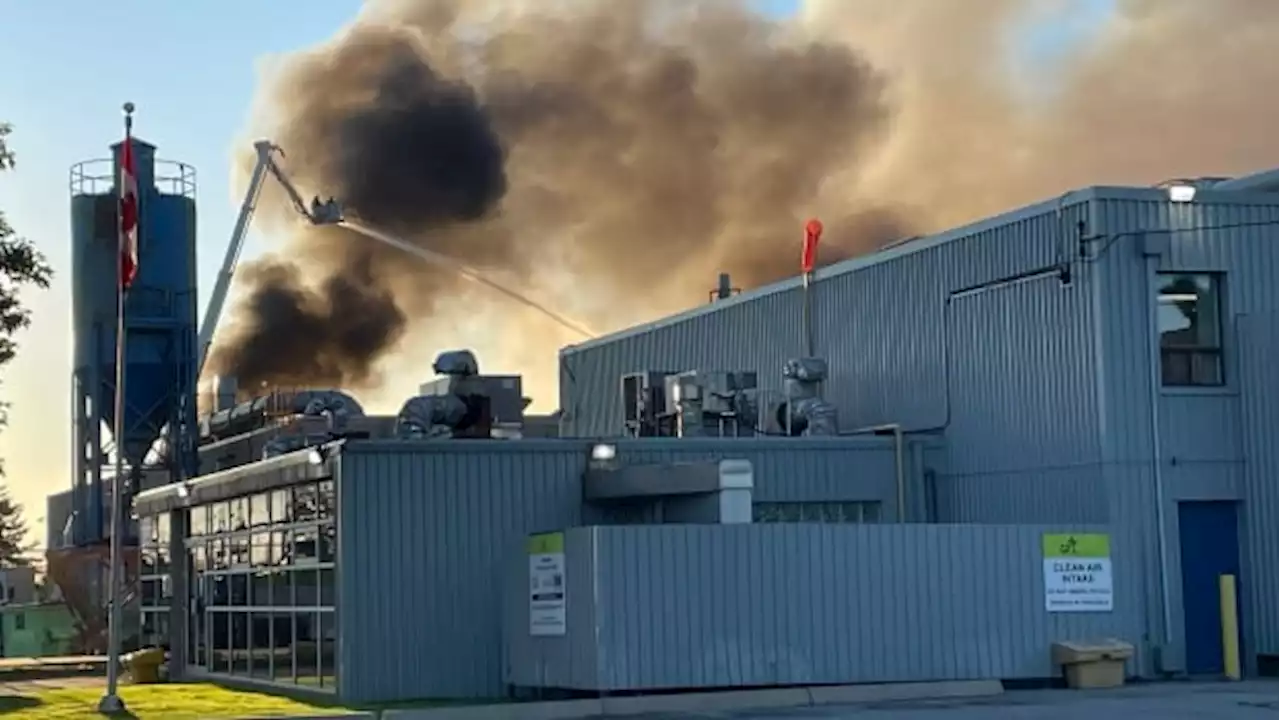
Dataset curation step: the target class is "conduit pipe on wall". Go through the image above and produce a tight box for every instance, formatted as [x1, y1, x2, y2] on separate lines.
[1143, 252, 1175, 657]
[850, 423, 906, 522]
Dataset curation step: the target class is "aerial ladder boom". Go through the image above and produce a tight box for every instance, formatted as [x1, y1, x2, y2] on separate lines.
[195, 140, 343, 380]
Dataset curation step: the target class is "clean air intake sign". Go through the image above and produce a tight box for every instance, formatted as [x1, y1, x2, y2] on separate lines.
[1042, 533, 1113, 613]
[528, 532, 567, 636]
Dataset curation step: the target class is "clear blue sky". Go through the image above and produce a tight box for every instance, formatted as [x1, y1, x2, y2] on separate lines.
[0, 0, 1111, 545]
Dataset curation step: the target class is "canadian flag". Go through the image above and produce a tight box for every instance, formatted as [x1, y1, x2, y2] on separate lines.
[119, 138, 139, 290]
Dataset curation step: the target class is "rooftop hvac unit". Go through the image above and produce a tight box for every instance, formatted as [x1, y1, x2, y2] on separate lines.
[620, 371, 674, 438]
[665, 370, 759, 438]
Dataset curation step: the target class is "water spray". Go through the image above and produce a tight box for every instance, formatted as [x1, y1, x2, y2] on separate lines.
[339, 218, 597, 340]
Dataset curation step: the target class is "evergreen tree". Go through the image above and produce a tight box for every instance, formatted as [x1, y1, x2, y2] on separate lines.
[0, 476, 32, 565]
[0, 123, 55, 564]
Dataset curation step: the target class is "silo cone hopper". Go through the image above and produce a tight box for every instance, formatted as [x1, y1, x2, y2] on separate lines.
[103, 353, 179, 477]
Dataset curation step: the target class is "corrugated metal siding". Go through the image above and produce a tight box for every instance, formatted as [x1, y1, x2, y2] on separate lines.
[940, 271, 1106, 523]
[1235, 313, 1278, 661]
[560, 194, 1087, 440]
[503, 528, 599, 690]
[336, 441, 586, 703]
[507, 524, 1142, 690]
[1090, 189, 1278, 673]
[561, 192, 1106, 528]
[335, 436, 922, 703]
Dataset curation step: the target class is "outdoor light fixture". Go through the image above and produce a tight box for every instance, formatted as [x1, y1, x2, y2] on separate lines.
[1166, 184, 1197, 203]
[307, 448, 326, 466]
[591, 443, 617, 462]
[175, 483, 190, 500]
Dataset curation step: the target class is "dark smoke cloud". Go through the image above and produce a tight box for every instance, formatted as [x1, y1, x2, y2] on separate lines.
[210, 248, 405, 388]
[211, 0, 1277, 400]
[211, 0, 898, 392]
[209, 21, 519, 389]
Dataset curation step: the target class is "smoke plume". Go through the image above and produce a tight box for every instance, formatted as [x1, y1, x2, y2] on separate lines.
[208, 0, 1277, 400]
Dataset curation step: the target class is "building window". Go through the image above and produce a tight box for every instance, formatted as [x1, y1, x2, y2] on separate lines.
[1158, 273, 1224, 387]
[139, 510, 173, 650]
[752, 501, 881, 524]
[183, 481, 337, 691]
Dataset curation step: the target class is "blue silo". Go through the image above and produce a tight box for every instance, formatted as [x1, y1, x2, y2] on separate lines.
[69, 138, 199, 545]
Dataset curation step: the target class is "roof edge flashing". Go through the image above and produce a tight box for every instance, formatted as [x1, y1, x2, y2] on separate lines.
[1213, 168, 1279, 193]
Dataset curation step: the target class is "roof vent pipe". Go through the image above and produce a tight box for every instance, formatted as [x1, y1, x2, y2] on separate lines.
[709, 272, 739, 302]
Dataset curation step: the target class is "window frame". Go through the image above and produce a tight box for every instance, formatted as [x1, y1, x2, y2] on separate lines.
[1156, 271, 1227, 388]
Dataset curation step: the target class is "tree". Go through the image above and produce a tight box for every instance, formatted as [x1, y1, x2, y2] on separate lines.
[0, 484, 33, 565]
[0, 122, 55, 563]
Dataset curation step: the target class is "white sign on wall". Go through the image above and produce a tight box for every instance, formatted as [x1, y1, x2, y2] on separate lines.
[1043, 533, 1114, 613]
[528, 532, 567, 636]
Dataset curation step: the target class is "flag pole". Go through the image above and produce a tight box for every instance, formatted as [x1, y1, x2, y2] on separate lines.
[99, 101, 135, 715]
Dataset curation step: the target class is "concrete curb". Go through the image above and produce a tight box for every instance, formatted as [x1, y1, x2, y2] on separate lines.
[381, 679, 1004, 719]
[237, 715, 375, 720]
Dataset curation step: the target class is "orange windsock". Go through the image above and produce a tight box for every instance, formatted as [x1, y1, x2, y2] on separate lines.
[801, 218, 823, 274]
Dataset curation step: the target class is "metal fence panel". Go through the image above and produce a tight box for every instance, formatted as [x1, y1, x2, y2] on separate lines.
[507, 523, 1143, 691]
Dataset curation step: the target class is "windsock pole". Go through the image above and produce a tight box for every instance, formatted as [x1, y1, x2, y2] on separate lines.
[801, 219, 823, 357]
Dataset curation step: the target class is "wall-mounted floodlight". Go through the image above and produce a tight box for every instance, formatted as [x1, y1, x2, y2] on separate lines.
[591, 443, 617, 462]
[176, 482, 190, 499]
[307, 447, 326, 466]
[1166, 184, 1197, 203]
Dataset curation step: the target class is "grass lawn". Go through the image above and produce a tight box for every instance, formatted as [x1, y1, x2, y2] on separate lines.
[0, 683, 353, 719]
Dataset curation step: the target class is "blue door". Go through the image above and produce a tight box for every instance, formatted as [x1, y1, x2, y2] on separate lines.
[1178, 501, 1242, 675]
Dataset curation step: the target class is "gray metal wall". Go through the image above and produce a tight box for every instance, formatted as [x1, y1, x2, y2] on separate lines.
[1088, 189, 1279, 671]
[506, 524, 1141, 691]
[1235, 312, 1278, 661]
[557, 184, 1279, 674]
[558, 189, 1108, 529]
[334, 436, 920, 704]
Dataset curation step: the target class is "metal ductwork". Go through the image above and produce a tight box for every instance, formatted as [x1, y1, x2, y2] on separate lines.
[394, 349, 501, 440]
[199, 389, 365, 443]
[774, 357, 838, 437]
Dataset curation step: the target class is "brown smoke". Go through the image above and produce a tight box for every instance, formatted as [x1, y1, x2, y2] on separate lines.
[802, 0, 1279, 227]
[210, 0, 1277, 398]
[210, 0, 899, 392]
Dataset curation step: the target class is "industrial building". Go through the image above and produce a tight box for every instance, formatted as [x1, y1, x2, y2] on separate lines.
[559, 171, 1280, 679]
[53, 133, 1277, 705]
[135, 432, 944, 702]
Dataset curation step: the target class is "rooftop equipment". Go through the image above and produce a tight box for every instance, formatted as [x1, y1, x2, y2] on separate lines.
[774, 357, 838, 437]
[621, 371, 675, 437]
[666, 370, 759, 438]
[619, 369, 759, 438]
[619, 359, 839, 439]
[198, 388, 365, 443]
[396, 350, 526, 439]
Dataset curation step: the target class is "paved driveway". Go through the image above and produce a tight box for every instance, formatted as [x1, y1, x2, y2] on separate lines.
[620, 681, 1277, 720]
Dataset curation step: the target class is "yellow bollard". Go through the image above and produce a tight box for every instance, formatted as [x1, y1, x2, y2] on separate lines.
[1219, 574, 1241, 681]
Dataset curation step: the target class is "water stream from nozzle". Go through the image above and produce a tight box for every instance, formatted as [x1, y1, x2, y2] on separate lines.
[339, 219, 597, 339]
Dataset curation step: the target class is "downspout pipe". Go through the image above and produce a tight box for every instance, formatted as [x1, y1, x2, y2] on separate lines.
[851, 423, 906, 522]
[1144, 253, 1175, 658]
